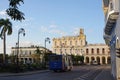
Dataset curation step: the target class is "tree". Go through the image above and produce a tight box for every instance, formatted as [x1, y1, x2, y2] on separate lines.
[34, 46, 42, 64]
[0, 18, 12, 64]
[6, 0, 25, 21]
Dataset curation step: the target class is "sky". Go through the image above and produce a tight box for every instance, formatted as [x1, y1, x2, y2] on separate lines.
[0, 0, 105, 54]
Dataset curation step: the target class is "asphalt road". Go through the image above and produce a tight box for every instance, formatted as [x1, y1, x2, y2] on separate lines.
[0, 65, 111, 80]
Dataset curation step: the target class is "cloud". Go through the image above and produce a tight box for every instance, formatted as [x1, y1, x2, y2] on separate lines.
[72, 27, 80, 35]
[0, 10, 9, 19]
[49, 29, 66, 35]
[19, 41, 35, 47]
[0, 10, 7, 16]
[49, 24, 57, 28]
[40, 25, 67, 36]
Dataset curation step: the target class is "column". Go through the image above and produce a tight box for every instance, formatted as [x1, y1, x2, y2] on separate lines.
[89, 57, 91, 64]
[100, 57, 102, 65]
[105, 57, 108, 64]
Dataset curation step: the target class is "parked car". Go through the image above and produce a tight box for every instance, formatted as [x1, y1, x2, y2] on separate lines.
[91, 61, 98, 65]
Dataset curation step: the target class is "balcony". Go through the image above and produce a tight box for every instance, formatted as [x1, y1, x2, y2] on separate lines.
[104, 0, 119, 35]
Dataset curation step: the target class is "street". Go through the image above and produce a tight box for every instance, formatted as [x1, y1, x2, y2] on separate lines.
[0, 65, 112, 80]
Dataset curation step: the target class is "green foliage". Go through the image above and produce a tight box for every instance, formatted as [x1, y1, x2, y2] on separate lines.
[9, 0, 24, 8]
[0, 18, 12, 64]
[71, 54, 84, 65]
[6, 0, 25, 21]
[0, 18, 12, 37]
[34, 46, 42, 55]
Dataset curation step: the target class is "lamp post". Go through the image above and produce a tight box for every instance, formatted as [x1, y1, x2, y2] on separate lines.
[16, 28, 25, 72]
[44, 37, 50, 66]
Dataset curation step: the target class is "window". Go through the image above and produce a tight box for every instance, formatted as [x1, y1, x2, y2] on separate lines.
[86, 48, 89, 54]
[102, 48, 105, 54]
[91, 48, 94, 54]
[29, 51, 31, 55]
[97, 48, 99, 54]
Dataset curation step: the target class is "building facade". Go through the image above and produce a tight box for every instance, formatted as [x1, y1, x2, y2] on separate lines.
[52, 29, 86, 55]
[103, 0, 120, 80]
[84, 44, 110, 65]
[11, 45, 51, 64]
[52, 29, 110, 65]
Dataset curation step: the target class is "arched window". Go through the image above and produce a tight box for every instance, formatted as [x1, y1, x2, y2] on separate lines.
[102, 48, 105, 54]
[97, 48, 99, 54]
[86, 48, 89, 54]
[91, 48, 94, 54]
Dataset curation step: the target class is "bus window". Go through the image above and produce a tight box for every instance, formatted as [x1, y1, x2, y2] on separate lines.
[50, 55, 61, 62]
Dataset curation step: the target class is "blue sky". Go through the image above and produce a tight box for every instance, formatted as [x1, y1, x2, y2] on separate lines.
[0, 0, 105, 54]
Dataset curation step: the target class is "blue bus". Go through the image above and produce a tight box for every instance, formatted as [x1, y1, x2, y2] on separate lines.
[49, 54, 73, 72]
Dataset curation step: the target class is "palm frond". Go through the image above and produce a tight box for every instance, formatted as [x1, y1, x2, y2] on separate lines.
[9, 0, 24, 8]
[6, 8, 25, 21]
[0, 18, 12, 36]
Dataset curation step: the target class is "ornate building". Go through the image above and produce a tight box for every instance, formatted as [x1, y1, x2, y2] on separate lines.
[11, 45, 51, 64]
[52, 29, 87, 55]
[52, 28, 110, 65]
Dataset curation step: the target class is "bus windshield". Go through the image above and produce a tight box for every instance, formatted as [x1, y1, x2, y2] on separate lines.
[50, 55, 61, 62]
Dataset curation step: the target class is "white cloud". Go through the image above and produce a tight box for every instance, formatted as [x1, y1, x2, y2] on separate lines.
[40, 26, 48, 32]
[49, 29, 66, 36]
[49, 24, 57, 28]
[72, 27, 80, 35]
[40, 25, 66, 36]
[19, 41, 35, 47]
[0, 10, 10, 19]
[0, 10, 7, 16]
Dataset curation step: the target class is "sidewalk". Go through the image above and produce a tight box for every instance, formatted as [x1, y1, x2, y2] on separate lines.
[94, 69, 114, 80]
[0, 70, 49, 77]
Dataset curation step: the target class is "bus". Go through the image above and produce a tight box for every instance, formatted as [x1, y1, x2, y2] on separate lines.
[49, 54, 73, 72]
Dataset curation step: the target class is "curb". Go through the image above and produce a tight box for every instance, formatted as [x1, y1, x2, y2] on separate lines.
[0, 70, 50, 77]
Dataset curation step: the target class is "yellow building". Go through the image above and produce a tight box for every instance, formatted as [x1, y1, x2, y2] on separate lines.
[52, 29, 86, 55]
[52, 29, 110, 65]
[84, 44, 110, 65]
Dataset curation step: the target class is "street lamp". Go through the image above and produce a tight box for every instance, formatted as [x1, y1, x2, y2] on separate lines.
[45, 37, 50, 50]
[44, 37, 50, 66]
[16, 28, 25, 72]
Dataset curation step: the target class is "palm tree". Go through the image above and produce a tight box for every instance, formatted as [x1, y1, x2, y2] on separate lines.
[0, 18, 12, 64]
[6, 0, 25, 21]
